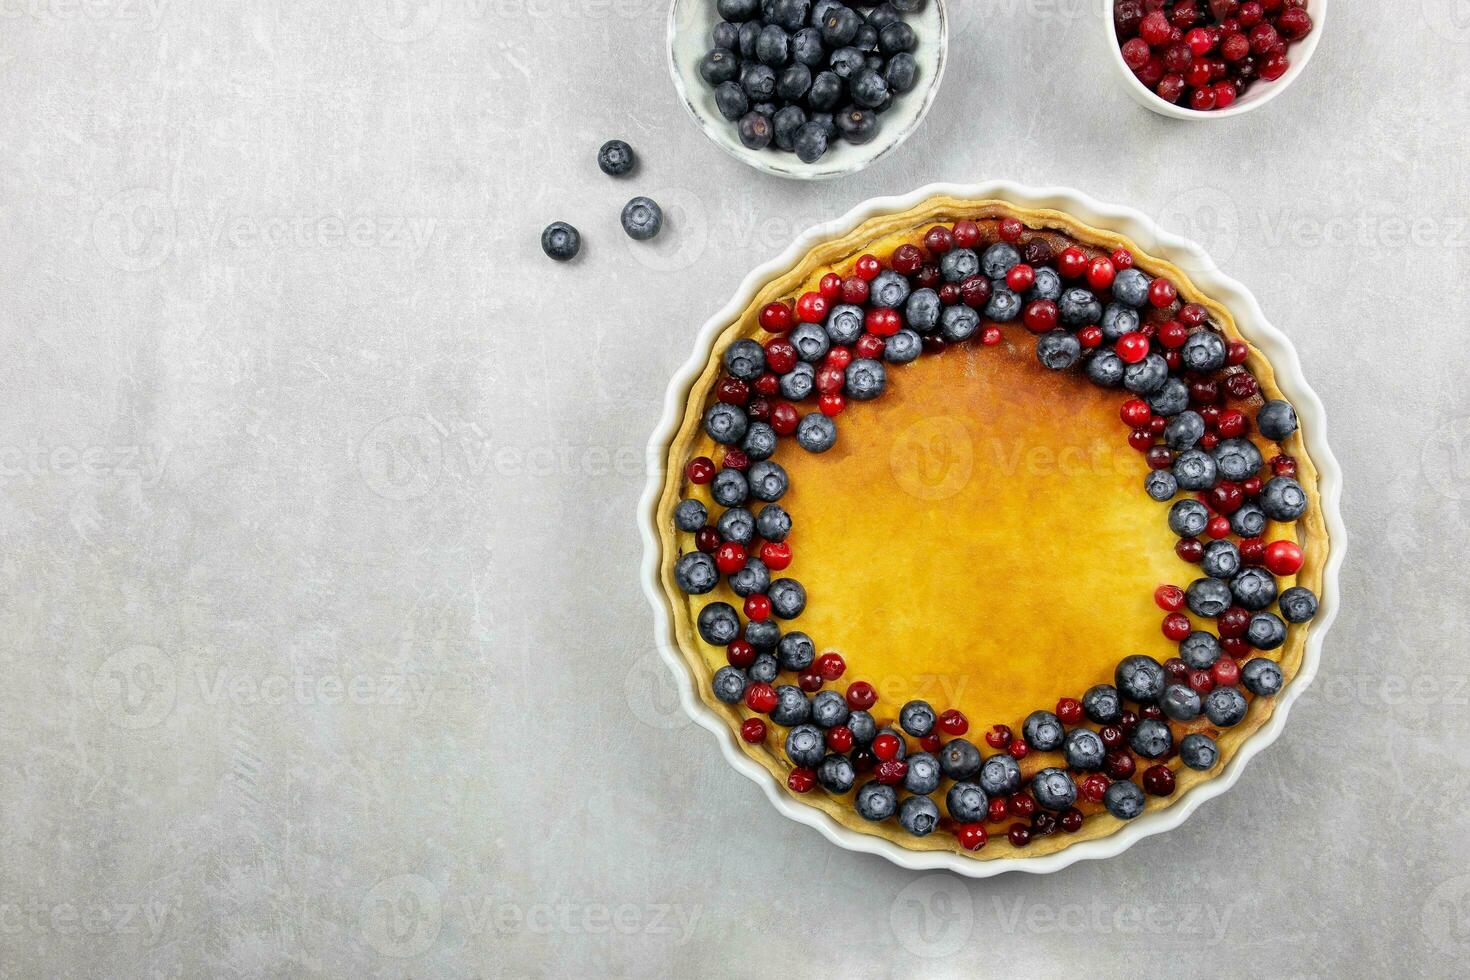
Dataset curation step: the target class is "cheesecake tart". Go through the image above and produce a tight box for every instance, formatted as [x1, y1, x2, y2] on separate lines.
[654, 194, 1330, 860]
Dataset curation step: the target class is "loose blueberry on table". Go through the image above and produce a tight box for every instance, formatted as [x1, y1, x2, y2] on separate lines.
[699, 0, 926, 164]
[667, 204, 1323, 855]
[1115, 0, 1315, 111]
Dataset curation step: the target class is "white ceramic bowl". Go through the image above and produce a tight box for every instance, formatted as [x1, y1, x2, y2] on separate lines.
[667, 0, 948, 180]
[1105, 0, 1328, 119]
[639, 181, 1346, 877]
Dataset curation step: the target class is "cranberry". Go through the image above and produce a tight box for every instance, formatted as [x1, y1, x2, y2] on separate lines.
[825, 725, 853, 752]
[1205, 515, 1230, 540]
[875, 759, 908, 785]
[760, 342, 794, 377]
[1271, 454, 1297, 478]
[1081, 774, 1110, 803]
[1148, 277, 1178, 308]
[1099, 725, 1124, 749]
[1213, 80, 1237, 108]
[1023, 300, 1058, 334]
[866, 307, 901, 337]
[1239, 537, 1266, 565]
[1057, 697, 1083, 724]
[745, 682, 777, 713]
[686, 456, 715, 484]
[1031, 811, 1059, 837]
[980, 325, 1003, 346]
[1162, 612, 1192, 641]
[798, 671, 823, 693]
[1129, 427, 1156, 452]
[985, 724, 1013, 749]
[795, 291, 828, 323]
[815, 652, 845, 681]
[1157, 74, 1186, 103]
[1155, 320, 1186, 349]
[1104, 750, 1136, 780]
[957, 823, 988, 851]
[1122, 37, 1152, 70]
[845, 680, 876, 710]
[938, 283, 961, 305]
[740, 717, 767, 743]
[1239, 1, 1263, 26]
[787, 767, 816, 792]
[743, 593, 771, 622]
[695, 527, 720, 553]
[922, 335, 948, 354]
[1190, 379, 1221, 405]
[1143, 764, 1176, 796]
[1008, 792, 1037, 817]
[1218, 606, 1250, 638]
[1121, 398, 1153, 427]
[923, 225, 955, 254]
[1022, 239, 1053, 266]
[1185, 26, 1215, 54]
[1146, 446, 1174, 471]
[853, 254, 881, 280]
[722, 450, 749, 472]
[987, 797, 1009, 823]
[1265, 539, 1304, 575]
[1222, 636, 1250, 658]
[1176, 537, 1204, 562]
[1007, 824, 1032, 848]
[1277, 6, 1311, 40]
[999, 217, 1024, 243]
[760, 541, 791, 570]
[1058, 246, 1088, 279]
[1155, 584, 1186, 610]
[826, 346, 852, 369]
[952, 219, 981, 248]
[914, 263, 941, 288]
[1260, 51, 1289, 80]
[715, 541, 747, 575]
[758, 302, 793, 333]
[769, 401, 799, 435]
[890, 244, 923, 276]
[960, 275, 992, 308]
[1061, 808, 1085, 833]
[1189, 86, 1217, 111]
[1208, 481, 1244, 514]
[1188, 669, 1214, 693]
[872, 732, 901, 761]
[1010, 738, 1030, 760]
[938, 709, 969, 736]
[727, 640, 755, 668]
[1212, 658, 1240, 687]
[1086, 256, 1117, 290]
[838, 277, 869, 306]
[854, 333, 885, 359]
[1078, 325, 1104, 348]
[1165, 657, 1190, 682]
[1117, 333, 1151, 363]
[818, 272, 842, 300]
[1140, 9, 1172, 44]
[1226, 372, 1259, 399]
[1140, 704, 1164, 721]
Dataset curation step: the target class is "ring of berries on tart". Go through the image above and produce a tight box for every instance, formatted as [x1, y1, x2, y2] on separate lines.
[656, 196, 1329, 860]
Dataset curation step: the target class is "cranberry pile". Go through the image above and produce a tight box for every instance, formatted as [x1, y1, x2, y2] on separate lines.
[672, 211, 1319, 852]
[1114, 0, 1315, 112]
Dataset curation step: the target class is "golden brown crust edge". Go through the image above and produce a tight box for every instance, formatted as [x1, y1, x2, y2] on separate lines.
[652, 196, 1328, 861]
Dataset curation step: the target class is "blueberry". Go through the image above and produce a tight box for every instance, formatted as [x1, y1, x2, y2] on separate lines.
[938, 738, 982, 780]
[1086, 349, 1125, 387]
[884, 329, 922, 363]
[621, 197, 663, 241]
[1186, 576, 1232, 617]
[854, 781, 897, 821]
[773, 105, 808, 151]
[1261, 477, 1308, 521]
[979, 753, 1022, 796]
[1123, 353, 1169, 395]
[1204, 686, 1248, 727]
[1213, 438, 1263, 482]
[1201, 539, 1241, 579]
[794, 121, 829, 163]
[946, 782, 989, 822]
[1161, 683, 1201, 721]
[981, 242, 1021, 279]
[756, 24, 791, 66]
[1058, 287, 1102, 325]
[1148, 378, 1190, 417]
[738, 110, 773, 149]
[940, 248, 979, 283]
[700, 47, 741, 85]
[789, 321, 830, 362]
[714, 80, 750, 120]
[886, 52, 918, 92]
[1181, 331, 1226, 372]
[808, 71, 845, 111]
[847, 709, 876, 744]
[869, 269, 909, 308]
[792, 26, 825, 65]
[674, 552, 718, 594]
[738, 19, 761, 58]
[712, 20, 740, 50]
[1165, 411, 1205, 450]
[1083, 684, 1123, 724]
[770, 685, 811, 726]
[821, 5, 862, 45]
[1247, 612, 1287, 650]
[1028, 266, 1062, 302]
[809, 112, 837, 138]
[1231, 566, 1278, 611]
[674, 498, 707, 532]
[704, 402, 749, 444]
[940, 305, 979, 342]
[756, 503, 792, 542]
[746, 623, 780, 654]
[748, 651, 778, 681]
[711, 468, 748, 506]
[1257, 400, 1298, 440]
[1179, 733, 1219, 771]
[845, 358, 886, 400]
[747, 460, 787, 502]
[897, 700, 935, 737]
[796, 413, 837, 452]
[1145, 469, 1178, 501]
[785, 723, 825, 767]
[1241, 657, 1284, 696]
[742, 422, 778, 462]
[728, 558, 769, 597]
[1104, 779, 1146, 820]
[540, 221, 580, 261]
[1023, 710, 1064, 751]
[904, 753, 942, 795]
[850, 68, 889, 108]
[1115, 655, 1166, 704]
[1172, 449, 1219, 491]
[1169, 498, 1210, 537]
[1278, 585, 1318, 623]
[768, 576, 805, 618]
[1179, 630, 1221, 669]
[853, 23, 879, 50]
[717, 506, 755, 544]
[717, 0, 759, 18]
[712, 665, 748, 704]
[817, 753, 857, 793]
[835, 106, 878, 143]
[825, 303, 865, 344]
[1031, 768, 1078, 811]
[1230, 500, 1267, 538]
[597, 139, 635, 176]
[1100, 303, 1139, 341]
[1112, 268, 1150, 307]
[697, 602, 740, 645]
[1063, 728, 1106, 771]
[863, 1, 900, 27]
[810, 688, 849, 727]
[1129, 718, 1173, 758]
[828, 45, 866, 79]
[984, 285, 1021, 322]
[878, 20, 916, 53]
[769, 0, 809, 31]
[1037, 330, 1082, 370]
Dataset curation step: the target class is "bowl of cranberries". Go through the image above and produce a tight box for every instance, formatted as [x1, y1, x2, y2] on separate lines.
[1109, 0, 1325, 118]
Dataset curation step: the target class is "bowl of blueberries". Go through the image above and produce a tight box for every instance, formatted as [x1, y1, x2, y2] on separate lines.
[669, 0, 947, 180]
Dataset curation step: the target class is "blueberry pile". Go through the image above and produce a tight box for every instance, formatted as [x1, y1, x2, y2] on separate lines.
[699, 0, 925, 164]
[671, 212, 1322, 851]
[541, 139, 664, 262]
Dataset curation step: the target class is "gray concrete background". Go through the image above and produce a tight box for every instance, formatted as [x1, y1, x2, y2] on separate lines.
[0, 1, 1467, 976]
